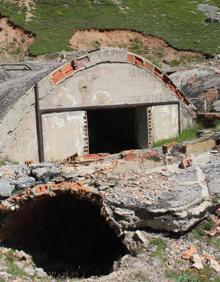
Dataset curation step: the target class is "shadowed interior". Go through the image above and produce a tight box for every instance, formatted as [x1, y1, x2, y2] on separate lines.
[1, 193, 127, 278]
[87, 108, 138, 154]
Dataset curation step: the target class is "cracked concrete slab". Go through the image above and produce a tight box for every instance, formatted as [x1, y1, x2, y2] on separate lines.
[0, 149, 219, 234]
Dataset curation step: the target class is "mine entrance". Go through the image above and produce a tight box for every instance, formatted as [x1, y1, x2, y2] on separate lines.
[87, 107, 147, 154]
[2, 194, 127, 278]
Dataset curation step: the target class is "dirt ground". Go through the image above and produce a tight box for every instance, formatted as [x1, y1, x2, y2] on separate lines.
[69, 29, 203, 66]
[0, 17, 34, 58]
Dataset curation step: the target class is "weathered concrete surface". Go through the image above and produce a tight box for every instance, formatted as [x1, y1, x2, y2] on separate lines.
[0, 62, 60, 161]
[150, 104, 179, 141]
[42, 111, 86, 160]
[0, 48, 195, 162]
[180, 139, 216, 156]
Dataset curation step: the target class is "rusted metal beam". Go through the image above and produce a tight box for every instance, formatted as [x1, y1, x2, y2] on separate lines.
[34, 84, 45, 162]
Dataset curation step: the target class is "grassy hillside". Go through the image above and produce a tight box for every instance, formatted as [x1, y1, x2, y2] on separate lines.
[0, 0, 220, 56]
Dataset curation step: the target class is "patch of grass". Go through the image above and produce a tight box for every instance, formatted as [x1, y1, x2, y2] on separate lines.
[191, 218, 215, 239]
[129, 37, 145, 55]
[167, 267, 220, 282]
[5, 250, 27, 278]
[210, 238, 220, 251]
[170, 59, 181, 67]
[91, 40, 101, 49]
[213, 120, 220, 130]
[153, 47, 165, 58]
[0, 160, 6, 166]
[152, 123, 204, 147]
[166, 269, 199, 282]
[149, 237, 167, 261]
[0, 0, 220, 56]
[127, 270, 149, 282]
[0, 158, 18, 166]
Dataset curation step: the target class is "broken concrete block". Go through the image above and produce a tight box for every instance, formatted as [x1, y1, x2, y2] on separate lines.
[133, 231, 148, 245]
[162, 142, 177, 154]
[16, 177, 36, 189]
[180, 139, 216, 156]
[209, 259, 220, 273]
[191, 262, 204, 270]
[121, 151, 138, 161]
[191, 254, 204, 270]
[178, 158, 192, 169]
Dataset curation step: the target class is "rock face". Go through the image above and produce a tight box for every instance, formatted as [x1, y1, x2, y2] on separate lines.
[170, 67, 220, 112]
[197, 4, 220, 23]
[0, 180, 14, 197]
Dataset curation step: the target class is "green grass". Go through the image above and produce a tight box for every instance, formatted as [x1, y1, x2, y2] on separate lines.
[152, 125, 203, 148]
[5, 250, 28, 278]
[0, 160, 6, 166]
[127, 270, 149, 282]
[191, 218, 215, 239]
[210, 238, 220, 251]
[166, 267, 220, 282]
[213, 120, 220, 130]
[0, 158, 18, 166]
[0, 0, 220, 56]
[148, 237, 167, 261]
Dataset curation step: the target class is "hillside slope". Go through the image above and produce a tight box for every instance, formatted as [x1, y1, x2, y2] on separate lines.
[0, 0, 220, 56]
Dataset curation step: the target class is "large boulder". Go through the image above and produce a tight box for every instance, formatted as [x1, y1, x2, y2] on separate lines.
[170, 67, 220, 112]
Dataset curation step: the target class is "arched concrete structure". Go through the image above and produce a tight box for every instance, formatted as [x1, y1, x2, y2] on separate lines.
[0, 48, 196, 162]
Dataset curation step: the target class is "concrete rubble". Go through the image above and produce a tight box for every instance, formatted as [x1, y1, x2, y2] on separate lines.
[0, 135, 219, 236]
[0, 135, 219, 280]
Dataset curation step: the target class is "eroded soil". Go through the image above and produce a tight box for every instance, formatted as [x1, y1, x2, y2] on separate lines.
[69, 29, 204, 67]
[0, 17, 34, 59]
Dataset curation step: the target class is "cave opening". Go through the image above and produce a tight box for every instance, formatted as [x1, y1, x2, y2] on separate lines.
[1, 194, 127, 278]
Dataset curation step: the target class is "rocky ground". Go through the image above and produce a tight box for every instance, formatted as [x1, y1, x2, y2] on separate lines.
[0, 133, 220, 281]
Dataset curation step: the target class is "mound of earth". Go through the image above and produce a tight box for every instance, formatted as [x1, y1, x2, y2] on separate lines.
[0, 16, 34, 59]
[69, 29, 203, 66]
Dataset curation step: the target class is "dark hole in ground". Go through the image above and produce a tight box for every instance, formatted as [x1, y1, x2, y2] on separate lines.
[87, 107, 147, 154]
[2, 194, 127, 278]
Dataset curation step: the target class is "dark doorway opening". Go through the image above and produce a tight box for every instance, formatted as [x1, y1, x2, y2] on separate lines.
[2, 194, 127, 278]
[87, 108, 140, 154]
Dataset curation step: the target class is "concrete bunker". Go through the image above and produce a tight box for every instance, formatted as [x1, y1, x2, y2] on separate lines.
[0, 183, 127, 278]
[0, 48, 196, 162]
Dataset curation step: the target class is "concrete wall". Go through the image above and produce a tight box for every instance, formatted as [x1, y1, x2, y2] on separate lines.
[39, 63, 177, 109]
[0, 87, 38, 162]
[42, 111, 85, 161]
[0, 49, 195, 162]
[150, 105, 179, 142]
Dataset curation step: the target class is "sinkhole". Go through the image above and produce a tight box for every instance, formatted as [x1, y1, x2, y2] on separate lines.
[0, 193, 127, 278]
